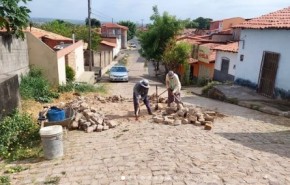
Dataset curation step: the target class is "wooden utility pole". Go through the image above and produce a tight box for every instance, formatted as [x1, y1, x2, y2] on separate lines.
[88, 0, 92, 71]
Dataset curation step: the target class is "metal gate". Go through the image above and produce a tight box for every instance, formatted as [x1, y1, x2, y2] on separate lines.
[258, 51, 280, 97]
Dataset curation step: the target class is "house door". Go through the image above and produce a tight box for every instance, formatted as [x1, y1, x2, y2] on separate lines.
[258, 51, 280, 97]
[221, 59, 229, 75]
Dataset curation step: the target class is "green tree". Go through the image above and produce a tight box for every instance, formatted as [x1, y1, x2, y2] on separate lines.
[40, 20, 101, 50]
[85, 18, 101, 28]
[139, 6, 183, 61]
[163, 40, 192, 70]
[163, 40, 192, 84]
[118, 20, 136, 40]
[182, 18, 199, 29]
[40, 20, 72, 37]
[0, 0, 31, 39]
[194, 17, 212, 29]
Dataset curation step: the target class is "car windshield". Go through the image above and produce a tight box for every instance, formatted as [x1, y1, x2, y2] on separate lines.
[111, 67, 127, 72]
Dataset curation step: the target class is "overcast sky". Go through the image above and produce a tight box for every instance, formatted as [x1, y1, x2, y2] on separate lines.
[26, 0, 289, 24]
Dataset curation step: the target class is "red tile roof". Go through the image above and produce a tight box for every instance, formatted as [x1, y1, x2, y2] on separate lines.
[100, 40, 116, 48]
[213, 42, 238, 53]
[233, 6, 290, 29]
[200, 43, 222, 49]
[102, 23, 128, 30]
[26, 27, 72, 41]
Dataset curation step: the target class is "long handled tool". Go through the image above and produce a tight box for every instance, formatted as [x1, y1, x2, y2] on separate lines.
[135, 101, 145, 120]
[173, 93, 184, 106]
[154, 88, 168, 110]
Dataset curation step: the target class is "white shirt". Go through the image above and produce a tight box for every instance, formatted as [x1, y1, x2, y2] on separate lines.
[166, 73, 181, 94]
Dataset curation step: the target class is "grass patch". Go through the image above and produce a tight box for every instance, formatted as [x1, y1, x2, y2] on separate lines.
[44, 176, 60, 185]
[201, 81, 221, 95]
[20, 67, 59, 103]
[0, 175, 10, 185]
[4, 165, 29, 174]
[226, 98, 239, 105]
[0, 111, 41, 161]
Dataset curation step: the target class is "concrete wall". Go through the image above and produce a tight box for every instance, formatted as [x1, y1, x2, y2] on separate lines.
[57, 56, 66, 85]
[215, 51, 237, 76]
[74, 46, 85, 79]
[214, 50, 236, 81]
[26, 32, 59, 86]
[235, 29, 290, 91]
[0, 35, 29, 79]
[0, 74, 20, 120]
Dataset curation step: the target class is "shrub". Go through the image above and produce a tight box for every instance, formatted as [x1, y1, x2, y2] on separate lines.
[0, 176, 10, 184]
[197, 77, 211, 87]
[66, 66, 75, 82]
[20, 67, 59, 103]
[0, 111, 41, 161]
[201, 81, 221, 95]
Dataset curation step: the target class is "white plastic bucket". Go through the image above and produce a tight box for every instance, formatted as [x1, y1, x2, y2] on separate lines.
[40, 125, 63, 160]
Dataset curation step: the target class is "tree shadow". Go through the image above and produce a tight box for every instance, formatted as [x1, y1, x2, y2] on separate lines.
[217, 130, 290, 158]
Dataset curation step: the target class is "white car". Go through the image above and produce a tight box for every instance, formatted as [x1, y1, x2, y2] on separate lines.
[129, 43, 137, 48]
[109, 65, 129, 82]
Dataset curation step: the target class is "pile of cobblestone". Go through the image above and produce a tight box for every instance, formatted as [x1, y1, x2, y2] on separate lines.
[153, 102, 217, 130]
[64, 95, 127, 133]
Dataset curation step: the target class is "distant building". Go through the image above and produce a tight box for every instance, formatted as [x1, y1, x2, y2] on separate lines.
[101, 23, 128, 49]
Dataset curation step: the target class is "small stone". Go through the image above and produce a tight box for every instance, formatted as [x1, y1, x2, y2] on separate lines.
[204, 114, 214, 121]
[75, 113, 83, 122]
[103, 125, 109, 130]
[97, 125, 103, 132]
[86, 125, 97, 133]
[188, 115, 197, 123]
[177, 110, 185, 117]
[71, 121, 79, 129]
[97, 118, 104, 125]
[166, 107, 176, 114]
[195, 121, 201, 126]
[153, 116, 164, 123]
[204, 123, 212, 130]
[107, 120, 118, 128]
[164, 117, 174, 125]
[173, 119, 182, 126]
[205, 111, 216, 116]
[182, 118, 189, 124]
[80, 102, 89, 110]
[90, 107, 97, 113]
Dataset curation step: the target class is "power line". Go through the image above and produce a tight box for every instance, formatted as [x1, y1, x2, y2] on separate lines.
[91, 8, 112, 19]
[91, 12, 111, 21]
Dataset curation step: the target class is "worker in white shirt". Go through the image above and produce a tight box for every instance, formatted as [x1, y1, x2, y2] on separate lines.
[165, 71, 181, 107]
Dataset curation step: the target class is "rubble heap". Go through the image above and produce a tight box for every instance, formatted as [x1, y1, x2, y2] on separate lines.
[63, 95, 127, 133]
[152, 102, 218, 130]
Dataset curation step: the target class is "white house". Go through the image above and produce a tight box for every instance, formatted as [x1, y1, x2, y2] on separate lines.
[213, 42, 238, 82]
[233, 6, 290, 99]
[26, 27, 85, 85]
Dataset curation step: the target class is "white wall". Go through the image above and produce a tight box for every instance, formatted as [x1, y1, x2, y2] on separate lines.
[57, 57, 66, 85]
[215, 51, 238, 76]
[235, 29, 290, 91]
[74, 46, 85, 79]
[113, 37, 121, 58]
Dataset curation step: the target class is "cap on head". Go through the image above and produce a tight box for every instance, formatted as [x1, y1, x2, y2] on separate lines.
[168, 71, 174, 77]
[140, 79, 150, 88]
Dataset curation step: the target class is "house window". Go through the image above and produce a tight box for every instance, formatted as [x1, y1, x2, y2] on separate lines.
[221, 58, 230, 74]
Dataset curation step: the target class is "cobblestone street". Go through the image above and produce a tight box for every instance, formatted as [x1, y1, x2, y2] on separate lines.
[3, 47, 290, 185]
